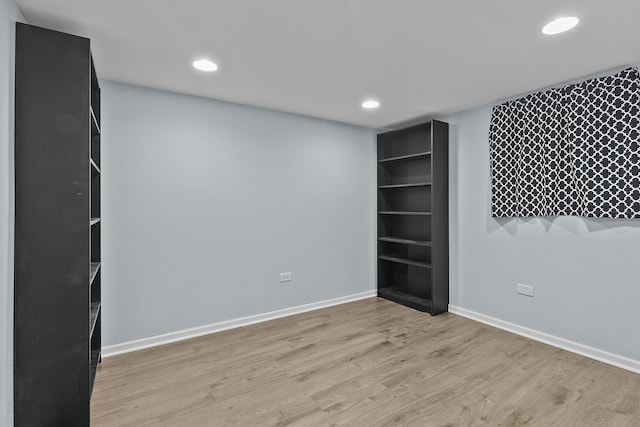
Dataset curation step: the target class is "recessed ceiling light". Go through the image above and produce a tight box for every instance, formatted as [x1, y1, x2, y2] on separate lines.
[192, 59, 218, 72]
[362, 100, 380, 109]
[542, 17, 579, 35]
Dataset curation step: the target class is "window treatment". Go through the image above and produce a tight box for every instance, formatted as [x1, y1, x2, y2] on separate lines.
[489, 67, 640, 218]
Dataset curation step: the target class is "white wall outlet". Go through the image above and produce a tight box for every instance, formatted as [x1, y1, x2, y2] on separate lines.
[280, 272, 292, 283]
[517, 283, 534, 297]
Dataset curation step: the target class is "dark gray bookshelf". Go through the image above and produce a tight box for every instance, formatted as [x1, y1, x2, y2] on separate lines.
[14, 23, 101, 426]
[377, 120, 449, 315]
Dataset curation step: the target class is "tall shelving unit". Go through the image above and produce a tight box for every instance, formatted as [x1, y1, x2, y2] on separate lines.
[14, 23, 101, 426]
[90, 52, 102, 392]
[377, 120, 449, 315]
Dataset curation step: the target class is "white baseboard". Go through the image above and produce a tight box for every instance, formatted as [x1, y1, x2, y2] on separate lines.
[103, 290, 377, 358]
[449, 305, 640, 375]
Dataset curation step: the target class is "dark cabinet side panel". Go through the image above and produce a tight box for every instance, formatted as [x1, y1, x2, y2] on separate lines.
[14, 23, 91, 426]
[430, 120, 449, 315]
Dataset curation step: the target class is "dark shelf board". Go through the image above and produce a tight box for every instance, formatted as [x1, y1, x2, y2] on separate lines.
[90, 262, 100, 285]
[378, 182, 432, 189]
[378, 211, 431, 216]
[378, 287, 432, 312]
[90, 217, 100, 226]
[379, 237, 432, 247]
[90, 106, 100, 136]
[379, 255, 431, 269]
[378, 151, 431, 163]
[90, 302, 101, 337]
[91, 158, 101, 174]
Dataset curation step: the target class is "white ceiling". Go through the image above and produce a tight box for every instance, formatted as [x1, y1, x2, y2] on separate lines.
[16, 0, 640, 129]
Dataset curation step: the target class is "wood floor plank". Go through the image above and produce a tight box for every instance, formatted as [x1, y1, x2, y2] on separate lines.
[91, 298, 640, 426]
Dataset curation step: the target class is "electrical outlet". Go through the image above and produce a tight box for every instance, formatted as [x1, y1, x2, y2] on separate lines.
[517, 283, 534, 297]
[280, 272, 292, 283]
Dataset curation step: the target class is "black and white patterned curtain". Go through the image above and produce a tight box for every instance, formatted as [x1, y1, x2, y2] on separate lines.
[489, 67, 640, 218]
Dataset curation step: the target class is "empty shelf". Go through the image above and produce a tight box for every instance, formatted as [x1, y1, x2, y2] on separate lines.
[91, 106, 100, 136]
[379, 255, 431, 268]
[90, 262, 100, 285]
[379, 237, 432, 247]
[378, 151, 431, 163]
[378, 287, 432, 312]
[91, 158, 101, 173]
[378, 211, 431, 216]
[90, 302, 101, 337]
[378, 182, 432, 189]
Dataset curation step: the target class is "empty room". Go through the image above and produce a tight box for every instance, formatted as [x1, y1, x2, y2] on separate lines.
[2, 0, 640, 426]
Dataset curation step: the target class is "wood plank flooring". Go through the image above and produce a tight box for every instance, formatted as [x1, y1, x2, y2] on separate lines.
[91, 298, 640, 426]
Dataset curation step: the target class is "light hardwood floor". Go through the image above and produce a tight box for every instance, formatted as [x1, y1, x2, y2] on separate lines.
[91, 298, 640, 426]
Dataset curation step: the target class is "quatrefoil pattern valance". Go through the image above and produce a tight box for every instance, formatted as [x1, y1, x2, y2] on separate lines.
[489, 67, 640, 218]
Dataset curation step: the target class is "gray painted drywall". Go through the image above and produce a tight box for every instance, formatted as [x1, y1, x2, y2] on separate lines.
[1, 0, 24, 424]
[100, 81, 377, 346]
[442, 105, 640, 362]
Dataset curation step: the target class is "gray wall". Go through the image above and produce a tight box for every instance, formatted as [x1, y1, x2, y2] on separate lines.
[443, 105, 640, 362]
[1, 0, 23, 424]
[100, 81, 377, 347]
